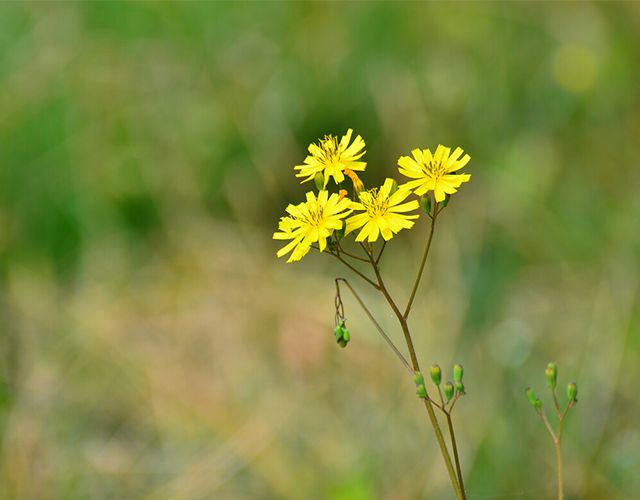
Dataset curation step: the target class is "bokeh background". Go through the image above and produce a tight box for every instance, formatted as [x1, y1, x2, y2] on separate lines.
[1, 2, 639, 499]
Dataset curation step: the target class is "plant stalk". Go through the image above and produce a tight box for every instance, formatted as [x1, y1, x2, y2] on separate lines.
[365, 248, 465, 500]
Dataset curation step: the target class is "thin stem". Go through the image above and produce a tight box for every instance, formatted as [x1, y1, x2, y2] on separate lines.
[555, 433, 564, 500]
[538, 408, 557, 442]
[336, 242, 370, 263]
[537, 408, 563, 499]
[446, 411, 466, 497]
[551, 387, 562, 418]
[375, 240, 387, 265]
[335, 278, 411, 373]
[404, 207, 439, 319]
[329, 251, 379, 289]
[364, 249, 464, 499]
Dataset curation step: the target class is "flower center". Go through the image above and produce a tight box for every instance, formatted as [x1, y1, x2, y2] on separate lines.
[307, 204, 325, 227]
[427, 158, 447, 179]
[319, 135, 341, 166]
[361, 189, 389, 218]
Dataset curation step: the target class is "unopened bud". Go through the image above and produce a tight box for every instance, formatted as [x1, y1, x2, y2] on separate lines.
[455, 380, 465, 394]
[334, 324, 343, 340]
[567, 382, 578, 402]
[338, 338, 347, 348]
[444, 382, 454, 402]
[526, 387, 542, 409]
[420, 195, 432, 215]
[314, 172, 325, 191]
[453, 364, 464, 383]
[341, 327, 350, 342]
[430, 365, 442, 386]
[545, 362, 557, 389]
[416, 384, 427, 399]
[413, 371, 425, 387]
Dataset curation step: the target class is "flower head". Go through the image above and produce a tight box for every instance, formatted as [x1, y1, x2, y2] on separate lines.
[295, 129, 366, 188]
[273, 191, 352, 263]
[345, 178, 419, 242]
[398, 145, 471, 202]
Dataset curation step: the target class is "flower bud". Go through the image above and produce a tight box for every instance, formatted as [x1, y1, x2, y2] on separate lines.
[416, 384, 427, 399]
[455, 380, 465, 394]
[338, 338, 347, 348]
[334, 220, 346, 241]
[453, 364, 464, 383]
[567, 382, 578, 402]
[525, 387, 542, 409]
[444, 382, 454, 402]
[545, 362, 557, 389]
[341, 327, 350, 342]
[413, 371, 425, 387]
[334, 324, 343, 340]
[314, 172, 324, 191]
[420, 195, 432, 215]
[430, 365, 442, 386]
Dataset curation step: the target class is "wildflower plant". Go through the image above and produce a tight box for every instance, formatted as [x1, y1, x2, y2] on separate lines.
[525, 363, 579, 500]
[274, 129, 472, 499]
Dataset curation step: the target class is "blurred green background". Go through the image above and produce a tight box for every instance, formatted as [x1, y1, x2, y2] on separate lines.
[1, 2, 639, 499]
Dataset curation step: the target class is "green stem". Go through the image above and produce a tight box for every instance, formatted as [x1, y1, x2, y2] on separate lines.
[446, 411, 466, 498]
[404, 206, 439, 319]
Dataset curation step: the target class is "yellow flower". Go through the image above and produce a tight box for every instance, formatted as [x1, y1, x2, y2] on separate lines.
[397, 145, 471, 202]
[294, 129, 366, 188]
[346, 178, 419, 242]
[273, 191, 352, 263]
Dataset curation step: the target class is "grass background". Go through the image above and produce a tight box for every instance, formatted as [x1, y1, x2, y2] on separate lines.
[1, 2, 639, 499]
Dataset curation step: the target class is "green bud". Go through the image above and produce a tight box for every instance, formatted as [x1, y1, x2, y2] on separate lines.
[334, 325, 343, 340]
[455, 380, 465, 394]
[567, 382, 578, 402]
[338, 338, 347, 348]
[444, 382, 455, 402]
[314, 172, 324, 191]
[413, 371, 425, 387]
[526, 387, 542, 409]
[420, 195, 432, 215]
[441, 194, 451, 207]
[430, 365, 442, 386]
[334, 220, 346, 241]
[416, 384, 427, 399]
[389, 179, 399, 195]
[453, 364, 464, 383]
[341, 327, 350, 342]
[545, 362, 558, 389]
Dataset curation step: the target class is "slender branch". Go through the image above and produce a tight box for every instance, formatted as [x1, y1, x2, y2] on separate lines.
[437, 385, 446, 409]
[446, 411, 466, 496]
[404, 207, 439, 319]
[556, 416, 565, 500]
[335, 278, 411, 373]
[336, 242, 370, 262]
[329, 251, 379, 289]
[375, 240, 387, 265]
[551, 388, 562, 418]
[538, 408, 557, 442]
